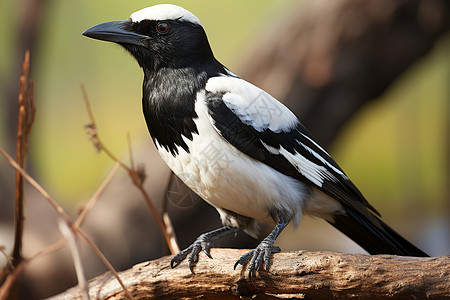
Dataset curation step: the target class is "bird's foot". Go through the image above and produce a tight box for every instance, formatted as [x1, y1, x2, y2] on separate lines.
[170, 233, 217, 273]
[170, 226, 238, 273]
[234, 242, 281, 279]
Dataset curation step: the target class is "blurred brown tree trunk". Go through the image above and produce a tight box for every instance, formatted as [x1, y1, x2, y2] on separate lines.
[237, 0, 450, 147]
[0, 0, 49, 220]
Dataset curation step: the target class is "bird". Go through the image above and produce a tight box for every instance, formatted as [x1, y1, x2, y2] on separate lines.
[83, 4, 429, 278]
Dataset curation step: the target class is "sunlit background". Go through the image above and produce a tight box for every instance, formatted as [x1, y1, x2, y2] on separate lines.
[0, 0, 448, 298]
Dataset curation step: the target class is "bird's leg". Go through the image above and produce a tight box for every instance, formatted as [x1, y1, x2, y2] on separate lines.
[171, 226, 241, 273]
[234, 219, 289, 279]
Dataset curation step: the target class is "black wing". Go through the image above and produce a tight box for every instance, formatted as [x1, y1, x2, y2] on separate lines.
[206, 91, 378, 215]
[204, 80, 428, 257]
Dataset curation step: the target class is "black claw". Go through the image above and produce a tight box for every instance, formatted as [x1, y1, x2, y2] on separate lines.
[170, 260, 177, 269]
[272, 246, 281, 253]
[170, 246, 192, 269]
[188, 259, 197, 273]
[247, 248, 264, 279]
[264, 246, 280, 271]
[233, 220, 288, 278]
[234, 245, 281, 279]
[233, 260, 239, 270]
[234, 250, 253, 270]
[170, 226, 239, 273]
[264, 261, 270, 271]
[248, 269, 254, 280]
[203, 248, 213, 259]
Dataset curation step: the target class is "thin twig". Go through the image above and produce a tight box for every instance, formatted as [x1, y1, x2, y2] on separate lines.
[1, 76, 132, 299]
[22, 161, 122, 265]
[0, 239, 66, 300]
[162, 212, 180, 253]
[75, 161, 120, 228]
[127, 133, 135, 171]
[12, 49, 35, 268]
[0, 163, 123, 299]
[80, 84, 179, 254]
[0, 146, 72, 226]
[0, 146, 134, 300]
[0, 259, 26, 300]
[76, 229, 134, 300]
[58, 220, 89, 300]
[0, 248, 12, 270]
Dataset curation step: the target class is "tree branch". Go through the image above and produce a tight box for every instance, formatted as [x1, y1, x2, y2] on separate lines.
[50, 249, 449, 299]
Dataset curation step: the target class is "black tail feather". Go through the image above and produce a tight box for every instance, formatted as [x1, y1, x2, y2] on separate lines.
[329, 207, 429, 257]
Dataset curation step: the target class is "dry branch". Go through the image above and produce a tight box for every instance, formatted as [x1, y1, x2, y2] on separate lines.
[0, 161, 125, 300]
[13, 49, 35, 266]
[81, 85, 180, 255]
[50, 249, 449, 299]
[0, 50, 35, 300]
[0, 146, 134, 300]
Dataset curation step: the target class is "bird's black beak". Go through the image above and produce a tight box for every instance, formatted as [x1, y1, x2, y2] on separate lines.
[83, 20, 147, 46]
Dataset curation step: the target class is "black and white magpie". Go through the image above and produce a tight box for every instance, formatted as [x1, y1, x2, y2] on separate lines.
[83, 4, 428, 277]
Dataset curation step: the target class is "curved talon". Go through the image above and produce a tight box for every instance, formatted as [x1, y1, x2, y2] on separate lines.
[203, 247, 213, 259]
[170, 245, 193, 268]
[233, 261, 239, 270]
[188, 256, 198, 273]
[170, 259, 178, 269]
[170, 226, 240, 273]
[234, 250, 253, 270]
[234, 245, 281, 278]
[235, 220, 288, 278]
[264, 246, 280, 271]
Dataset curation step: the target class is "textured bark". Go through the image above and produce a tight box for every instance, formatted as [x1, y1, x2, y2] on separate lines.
[50, 249, 450, 299]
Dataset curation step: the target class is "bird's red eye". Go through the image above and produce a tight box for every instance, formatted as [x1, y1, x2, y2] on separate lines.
[157, 22, 169, 34]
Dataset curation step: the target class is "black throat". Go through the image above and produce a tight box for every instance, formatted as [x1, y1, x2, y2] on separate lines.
[142, 63, 225, 156]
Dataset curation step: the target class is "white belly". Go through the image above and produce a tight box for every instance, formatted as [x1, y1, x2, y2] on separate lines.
[156, 95, 311, 226]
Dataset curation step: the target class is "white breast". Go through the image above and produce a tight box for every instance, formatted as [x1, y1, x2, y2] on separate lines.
[156, 91, 311, 226]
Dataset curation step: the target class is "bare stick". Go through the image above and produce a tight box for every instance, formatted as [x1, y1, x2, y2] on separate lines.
[12, 50, 35, 267]
[75, 161, 121, 228]
[58, 220, 90, 300]
[0, 238, 66, 300]
[0, 147, 134, 300]
[162, 212, 180, 254]
[76, 229, 134, 300]
[0, 163, 123, 299]
[127, 133, 136, 171]
[80, 84, 179, 254]
[0, 146, 72, 225]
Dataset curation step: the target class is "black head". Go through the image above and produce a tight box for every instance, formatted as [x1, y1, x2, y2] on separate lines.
[82, 5, 229, 156]
[83, 4, 216, 73]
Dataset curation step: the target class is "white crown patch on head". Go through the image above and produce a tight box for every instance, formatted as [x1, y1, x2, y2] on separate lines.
[130, 4, 202, 26]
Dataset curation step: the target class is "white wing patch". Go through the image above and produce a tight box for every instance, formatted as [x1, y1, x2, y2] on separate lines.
[260, 140, 280, 155]
[261, 138, 344, 187]
[278, 146, 337, 187]
[206, 77, 298, 132]
[205, 76, 346, 189]
[299, 142, 348, 179]
[130, 4, 202, 26]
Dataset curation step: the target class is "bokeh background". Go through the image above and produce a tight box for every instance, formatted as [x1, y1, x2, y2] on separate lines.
[0, 0, 449, 298]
